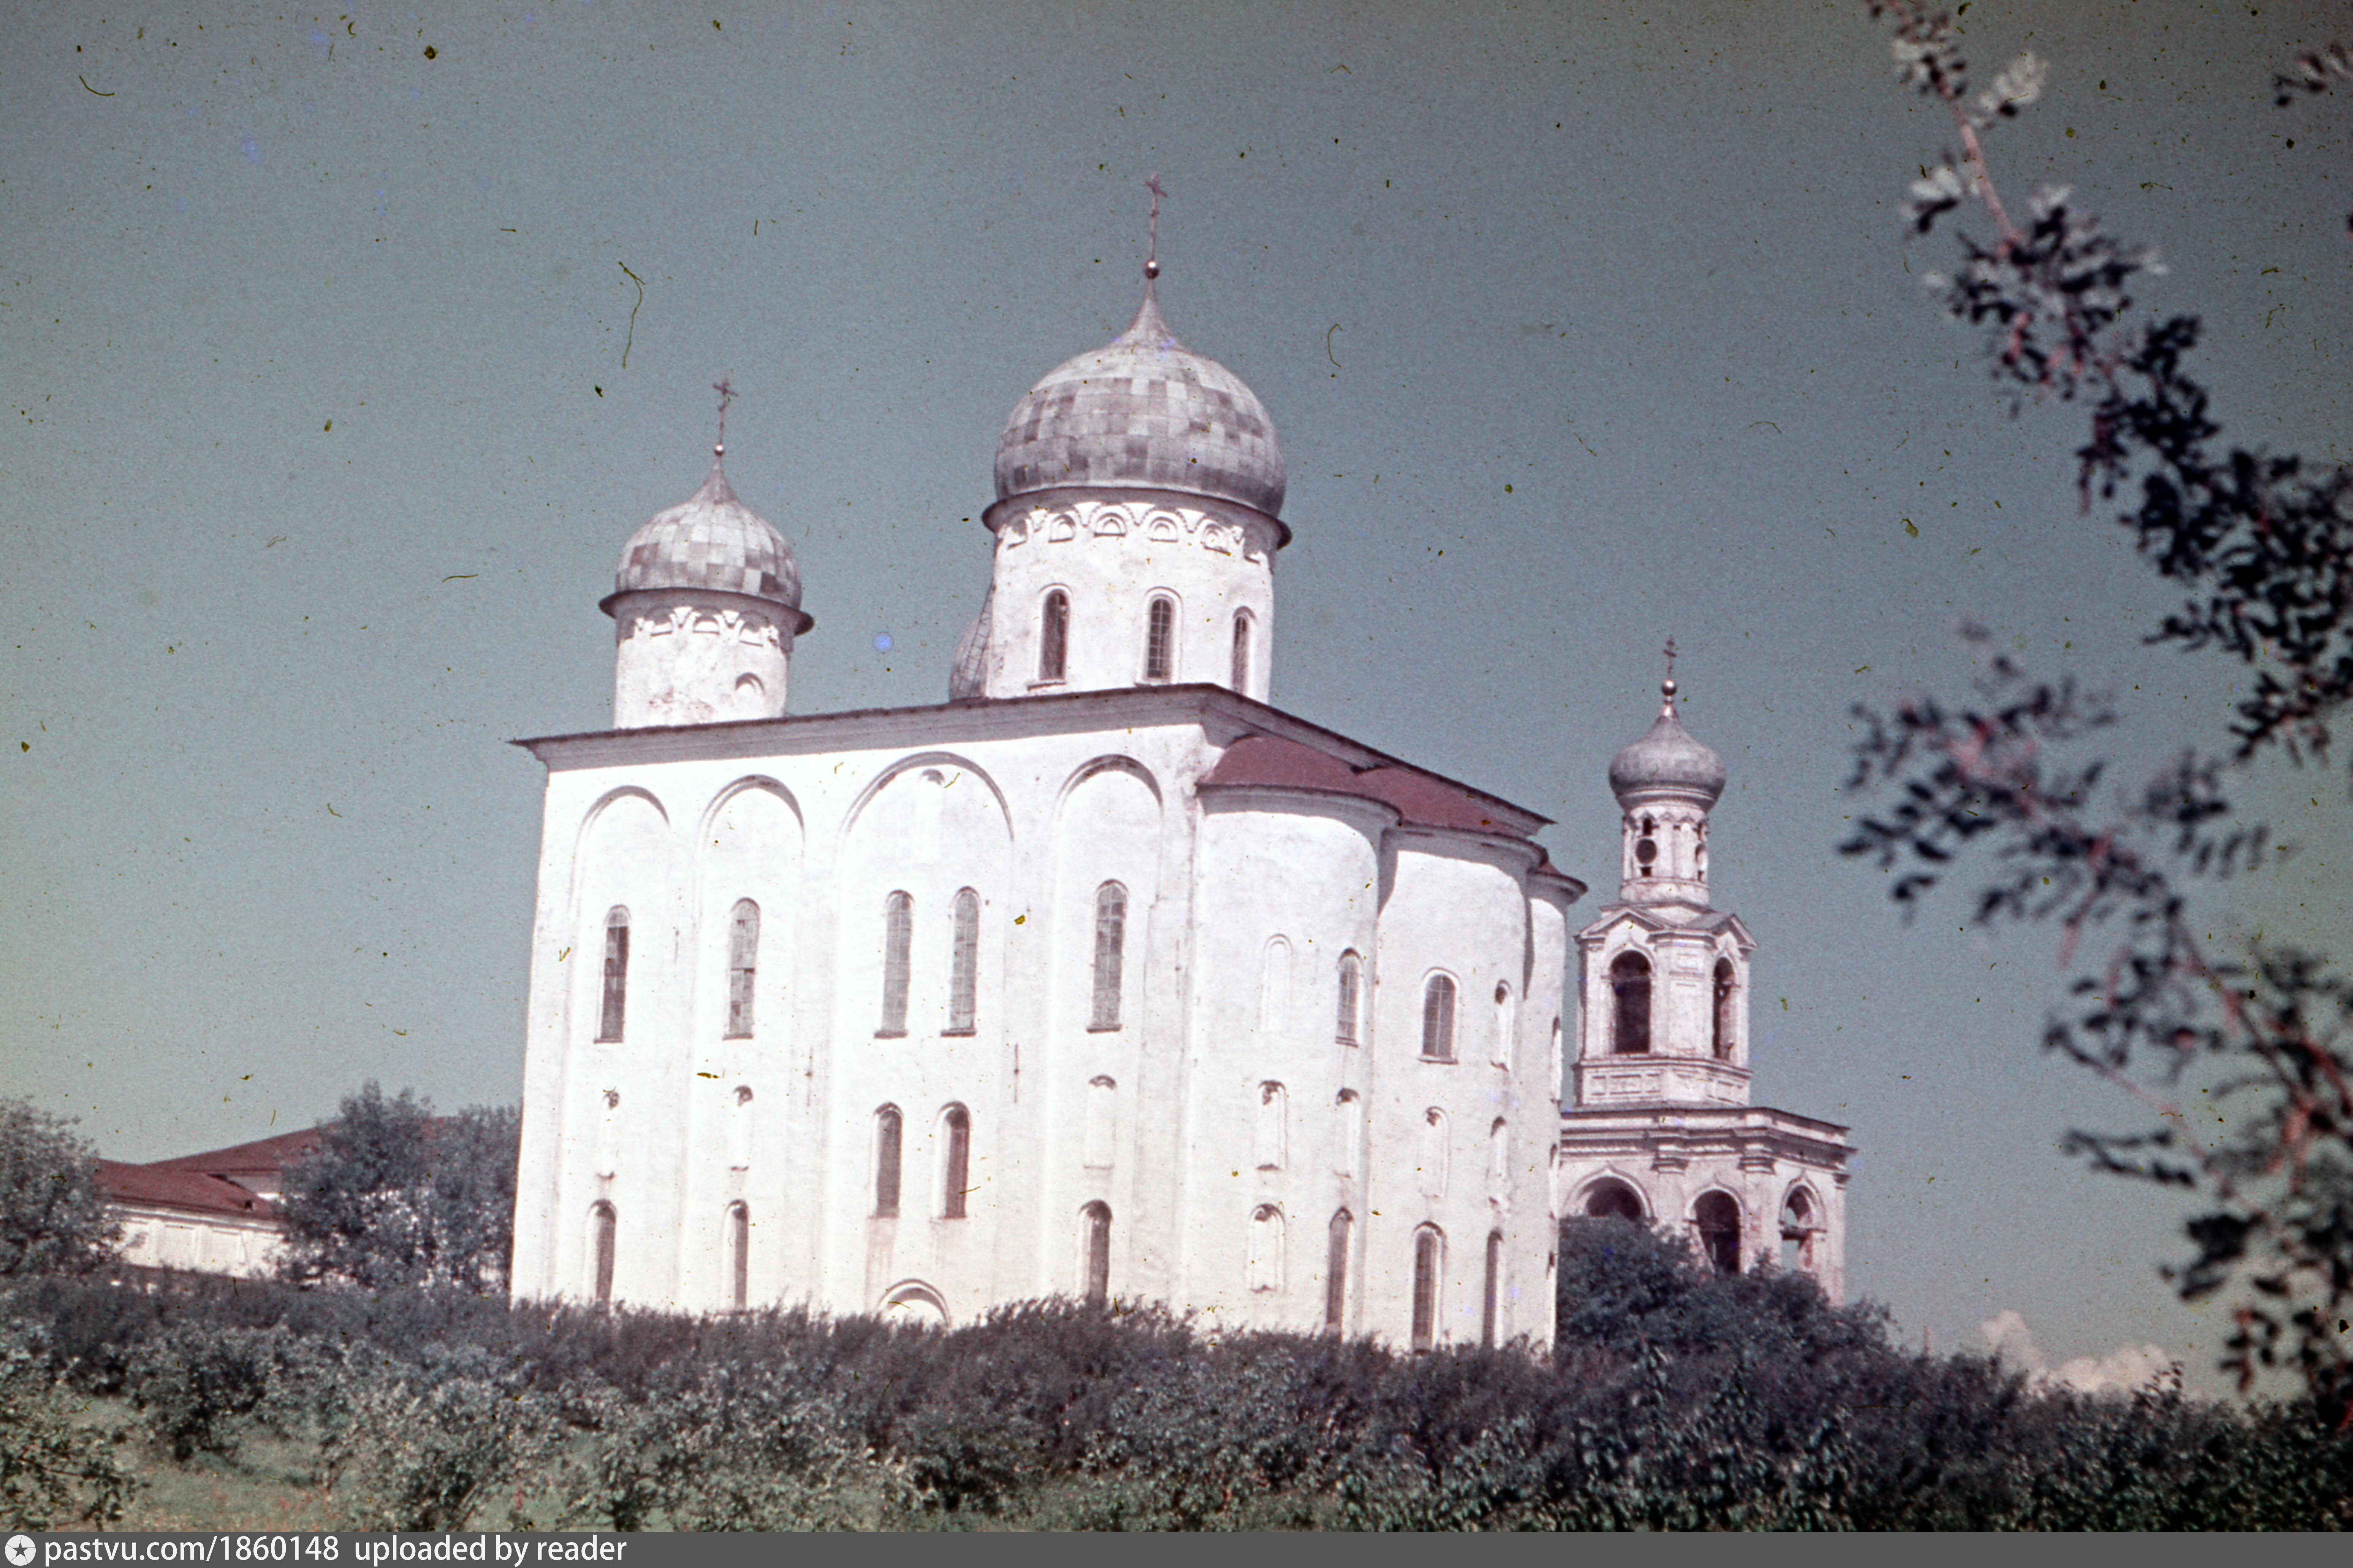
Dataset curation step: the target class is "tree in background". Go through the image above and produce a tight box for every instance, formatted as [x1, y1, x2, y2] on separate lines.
[277, 1083, 519, 1296]
[1847, 3, 2353, 1420]
[0, 1098, 118, 1279]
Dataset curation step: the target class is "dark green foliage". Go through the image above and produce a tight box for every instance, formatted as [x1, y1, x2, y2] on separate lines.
[277, 1086, 518, 1295]
[3, 1271, 2348, 1528]
[0, 1099, 119, 1279]
[0, 1321, 137, 1530]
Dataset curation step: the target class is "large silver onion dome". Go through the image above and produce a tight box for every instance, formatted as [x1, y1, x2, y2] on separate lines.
[603, 451, 813, 634]
[993, 282, 1286, 520]
[1608, 681, 1726, 805]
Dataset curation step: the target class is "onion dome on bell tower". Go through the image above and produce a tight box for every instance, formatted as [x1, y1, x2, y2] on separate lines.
[602, 380, 813, 729]
[1609, 648, 1725, 911]
[959, 176, 1287, 703]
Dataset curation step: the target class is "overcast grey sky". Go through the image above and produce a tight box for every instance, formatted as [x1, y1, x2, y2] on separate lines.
[5, 0, 2346, 1391]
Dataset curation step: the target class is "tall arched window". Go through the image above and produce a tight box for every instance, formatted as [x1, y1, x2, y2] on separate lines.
[1230, 610, 1253, 692]
[1248, 1205, 1285, 1293]
[1038, 589, 1070, 683]
[941, 1105, 972, 1220]
[1084, 1076, 1116, 1169]
[879, 891, 914, 1037]
[1487, 1118, 1509, 1200]
[1418, 1109, 1449, 1199]
[1420, 975, 1457, 1061]
[947, 888, 980, 1034]
[1695, 1191, 1742, 1275]
[873, 1106, 903, 1218]
[1088, 882, 1127, 1031]
[1081, 1202, 1112, 1306]
[596, 908, 630, 1042]
[726, 1202, 750, 1310]
[1712, 958, 1736, 1062]
[1482, 1231, 1504, 1347]
[724, 899, 760, 1039]
[1335, 1089, 1362, 1177]
[1491, 981, 1514, 1067]
[1324, 1210, 1352, 1332]
[1411, 1226, 1444, 1352]
[1610, 952, 1652, 1055]
[1335, 952, 1362, 1046]
[1254, 1082, 1287, 1171]
[1143, 594, 1176, 681]
[1259, 935, 1292, 1035]
[589, 1202, 617, 1305]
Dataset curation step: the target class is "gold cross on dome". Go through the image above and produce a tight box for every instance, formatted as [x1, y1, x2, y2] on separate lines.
[1664, 635, 1678, 683]
[1145, 172, 1167, 271]
[713, 376, 736, 450]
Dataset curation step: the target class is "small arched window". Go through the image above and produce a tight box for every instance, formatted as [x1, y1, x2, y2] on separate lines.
[1230, 610, 1254, 693]
[1088, 882, 1127, 1031]
[724, 899, 759, 1039]
[1324, 1210, 1352, 1332]
[1420, 975, 1457, 1061]
[947, 888, 980, 1035]
[1260, 935, 1292, 1036]
[589, 1202, 617, 1305]
[1248, 1205, 1285, 1293]
[1081, 1201, 1112, 1306]
[1780, 1187, 1819, 1275]
[1143, 594, 1176, 682]
[879, 891, 914, 1037]
[941, 1105, 972, 1220]
[1696, 1191, 1742, 1275]
[1491, 981, 1514, 1067]
[1335, 952, 1362, 1046]
[1487, 1118, 1509, 1199]
[727, 1085, 754, 1172]
[1039, 589, 1069, 683]
[1584, 1179, 1645, 1222]
[726, 1202, 750, 1310]
[1482, 1231, 1505, 1347]
[1712, 958, 1736, 1062]
[1419, 1109, 1449, 1199]
[1411, 1226, 1444, 1352]
[1610, 952, 1652, 1055]
[597, 908, 630, 1042]
[1084, 1076, 1117, 1169]
[1335, 1089, 1362, 1177]
[1255, 1082, 1287, 1171]
[873, 1106, 903, 1218]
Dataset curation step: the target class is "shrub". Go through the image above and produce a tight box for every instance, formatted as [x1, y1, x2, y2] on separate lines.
[0, 1321, 138, 1530]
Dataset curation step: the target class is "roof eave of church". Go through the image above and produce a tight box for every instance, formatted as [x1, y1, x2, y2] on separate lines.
[515, 683, 1552, 838]
[979, 484, 1294, 551]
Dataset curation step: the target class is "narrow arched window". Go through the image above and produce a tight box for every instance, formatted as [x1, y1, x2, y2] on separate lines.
[1482, 1231, 1504, 1347]
[879, 891, 914, 1037]
[1081, 1201, 1112, 1306]
[1491, 981, 1514, 1067]
[724, 899, 760, 1039]
[1039, 589, 1070, 683]
[1712, 958, 1736, 1062]
[1696, 1191, 1742, 1275]
[1084, 1076, 1116, 1169]
[726, 1202, 750, 1310]
[597, 908, 630, 1042]
[1487, 1118, 1509, 1199]
[590, 1202, 617, 1305]
[1248, 1205, 1285, 1293]
[1419, 1108, 1449, 1199]
[947, 888, 980, 1034]
[1780, 1187, 1819, 1274]
[1143, 594, 1175, 681]
[1610, 952, 1652, 1055]
[1259, 936, 1292, 1035]
[1335, 952, 1362, 1046]
[1420, 975, 1457, 1061]
[941, 1105, 972, 1219]
[1230, 610, 1253, 693]
[874, 1106, 903, 1218]
[1411, 1227, 1443, 1352]
[1324, 1210, 1352, 1332]
[1088, 882, 1127, 1031]
[1335, 1089, 1363, 1177]
[727, 1085, 754, 1172]
[1255, 1082, 1287, 1171]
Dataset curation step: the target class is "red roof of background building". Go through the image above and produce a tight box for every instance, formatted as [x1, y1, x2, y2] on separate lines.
[96, 1159, 281, 1218]
[1199, 735, 1523, 836]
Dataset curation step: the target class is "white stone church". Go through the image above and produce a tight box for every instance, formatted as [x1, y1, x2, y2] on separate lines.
[508, 256, 1850, 1349]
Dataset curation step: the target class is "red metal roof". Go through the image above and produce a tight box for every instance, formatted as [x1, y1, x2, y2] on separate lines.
[96, 1159, 279, 1218]
[1199, 735, 1527, 837]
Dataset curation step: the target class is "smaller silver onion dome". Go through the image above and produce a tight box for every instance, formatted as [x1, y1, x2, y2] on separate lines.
[603, 450, 812, 634]
[993, 280, 1286, 520]
[1608, 680, 1726, 805]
